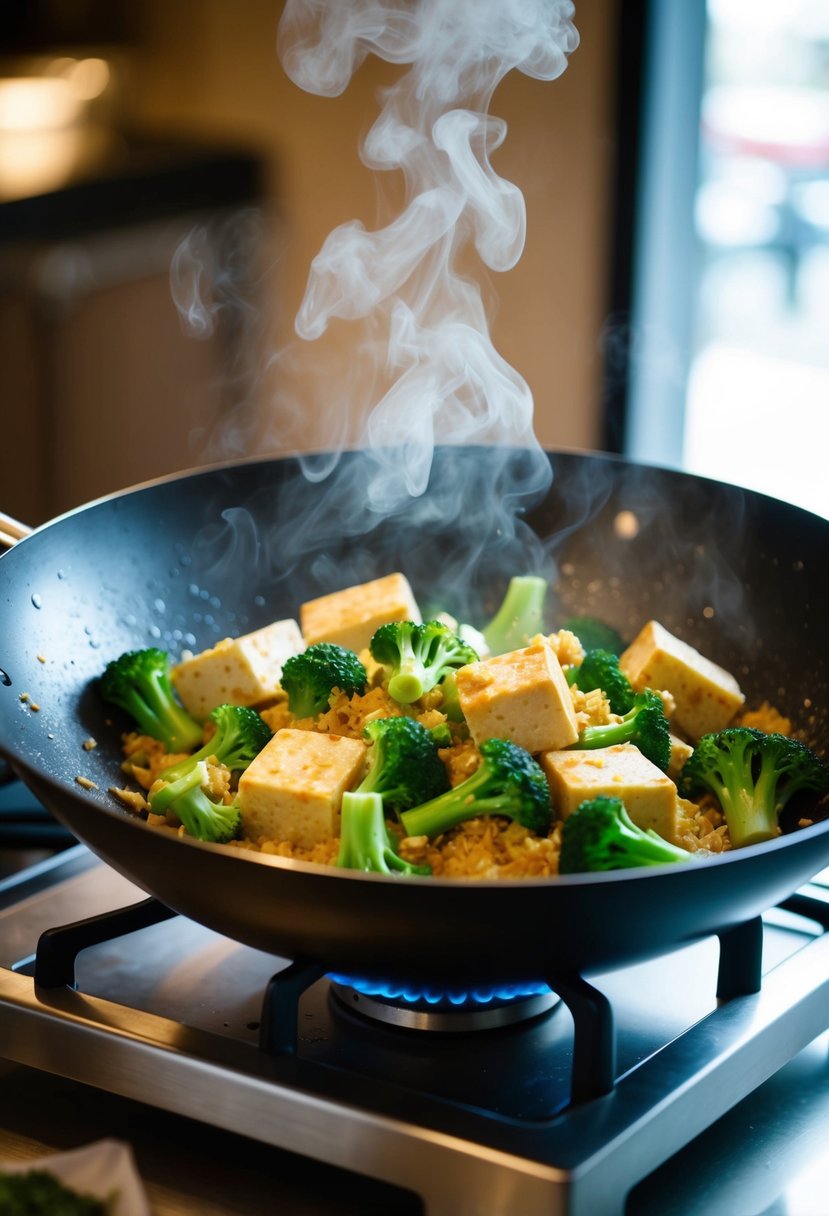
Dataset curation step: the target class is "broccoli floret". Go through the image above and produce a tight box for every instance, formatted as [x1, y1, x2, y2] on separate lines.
[559, 795, 693, 873]
[160, 703, 271, 784]
[357, 715, 450, 814]
[574, 688, 671, 770]
[481, 576, 547, 656]
[566, 648, 634, 715]
[400, 737, 551, 839]
[336, 791, 431, 875]
[0, 1168, 109, 1215]
[280, 642, 367, 718]
[370, 620, 478, 705]
[428, 721, 453, 748]
[149, 759, 241, 844]
[100, 647, 202, 752]
[561, 616, 625, 656]
[147, 704, 268, 844]
[678, 728, 829, 848]
[335, 716, 448, 876]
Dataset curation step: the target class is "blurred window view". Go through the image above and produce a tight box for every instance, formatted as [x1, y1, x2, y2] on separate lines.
[627, 0, 829, 520]
[686, 0, 829, 518]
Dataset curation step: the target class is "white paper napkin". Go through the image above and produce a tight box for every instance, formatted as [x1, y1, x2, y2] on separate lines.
[0, 1139, 151, 1215]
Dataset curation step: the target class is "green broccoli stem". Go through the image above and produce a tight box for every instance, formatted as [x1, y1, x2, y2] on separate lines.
[289, 689, 323, 719]
[159, 706, 270, 784]
[388, 636, 462, 704]
[482, 575, 546, 656]
[150, 760, 208, 815]
[610, 819, 692, 865]
[387, 631, 427, 703]
[438, 671, 465, 722]
[149, 761, 240, 843]
[127, 672, 202, 752]
[716, 759, 780, 848]
[400, 763, 498, 839]
[576, 715, 635, 750]
[336, 792, 430, 875]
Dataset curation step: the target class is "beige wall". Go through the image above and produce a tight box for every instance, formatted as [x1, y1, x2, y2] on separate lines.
[127, 0, 617, 458]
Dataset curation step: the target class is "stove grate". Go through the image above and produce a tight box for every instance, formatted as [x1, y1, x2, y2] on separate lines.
[30, 891, 771, 1104]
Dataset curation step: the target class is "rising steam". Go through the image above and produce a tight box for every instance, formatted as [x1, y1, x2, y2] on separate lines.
[279, 0, 578, 522]
[174, 0, 579, 615]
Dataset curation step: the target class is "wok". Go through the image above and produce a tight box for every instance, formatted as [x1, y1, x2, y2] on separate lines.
[1, 448, 828, 992]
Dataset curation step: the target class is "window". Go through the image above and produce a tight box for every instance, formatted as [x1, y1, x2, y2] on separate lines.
[621, 0, 829, 519]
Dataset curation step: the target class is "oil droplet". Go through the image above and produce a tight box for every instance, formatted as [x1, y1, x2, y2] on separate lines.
[0, 668, 11, 687]
[153, 598, 166, 614]
[31, 593, 42, 609]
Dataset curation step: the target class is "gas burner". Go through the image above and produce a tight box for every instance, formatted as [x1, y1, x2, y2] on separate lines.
[328, 974, 559, 1031]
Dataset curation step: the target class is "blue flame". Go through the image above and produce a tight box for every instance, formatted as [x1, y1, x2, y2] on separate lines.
[328, 973, 551, 1007]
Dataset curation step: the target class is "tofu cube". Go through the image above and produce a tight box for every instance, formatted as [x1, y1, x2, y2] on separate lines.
[668, 732, 694, 782]
[620, 620, 744, 742]
[237, 728, 366, 847]
[300, 573, 421, 654]
[454, 640, 579, 754]
[541, 743, 679, 842]
[172, 619, 304, 720]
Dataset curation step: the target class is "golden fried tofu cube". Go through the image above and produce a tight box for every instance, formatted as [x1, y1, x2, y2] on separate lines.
[667, 732, 694, 782]
[620, 620, 744, 742]
[237, 728, 366, 847]
[172, 620, 304, 720]
[541, 743, 679, 842]
[300, 573, 421, 654]
[454, 640, 579, 754]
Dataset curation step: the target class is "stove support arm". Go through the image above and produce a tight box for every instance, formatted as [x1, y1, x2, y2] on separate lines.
[716, 915, 763, 1000]
[34, 897, 177, 988]
[546, 969, 616, 1105]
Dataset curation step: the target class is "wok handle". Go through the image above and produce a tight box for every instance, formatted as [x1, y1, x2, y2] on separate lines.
[0, 512, 32, 550]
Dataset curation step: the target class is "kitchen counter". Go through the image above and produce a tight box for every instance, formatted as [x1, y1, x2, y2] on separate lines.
[0, 1058, 419, 1215]
[1, 1036, 829, 1215]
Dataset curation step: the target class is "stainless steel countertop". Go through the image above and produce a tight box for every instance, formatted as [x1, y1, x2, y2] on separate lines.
[1, 1035, 829, 1215]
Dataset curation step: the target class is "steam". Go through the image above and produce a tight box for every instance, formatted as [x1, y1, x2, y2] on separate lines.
[274, 0, 578, 599]
[173, 0, 580, 615]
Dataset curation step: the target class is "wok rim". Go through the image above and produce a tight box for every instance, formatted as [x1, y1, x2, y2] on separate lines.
[5, 443, 828, 549]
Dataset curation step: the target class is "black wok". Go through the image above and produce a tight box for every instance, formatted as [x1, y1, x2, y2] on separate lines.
[1, 448, 828, 991]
